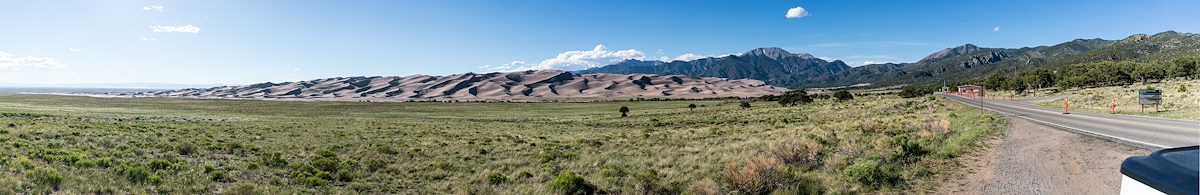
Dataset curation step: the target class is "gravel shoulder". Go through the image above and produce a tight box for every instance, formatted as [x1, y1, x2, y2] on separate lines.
[937, 116, 1152, 194]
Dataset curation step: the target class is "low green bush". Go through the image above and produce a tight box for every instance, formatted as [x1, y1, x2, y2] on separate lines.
[210, 171, 228, 182]
[486, 172, 507, 185]
[843, 159, 900, 187]
[115, 164, 155, 184]
[546, 172, 595, 195]
[95, 157, 114, 167]
[223, 183, 260, 195]
[26, 167, 64, 190]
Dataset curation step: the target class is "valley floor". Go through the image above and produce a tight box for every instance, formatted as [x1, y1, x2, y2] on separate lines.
[0, 94, 1006, 194]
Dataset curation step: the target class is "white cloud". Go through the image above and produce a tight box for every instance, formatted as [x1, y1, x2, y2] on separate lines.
[67, 48, 83, 52]
[479, 61, 529, 72]
[786, 6, 809, 19]
[143, 5, 164, 12]
[861, 61, 883, 65]
[482, 45, 734, 72]
[151, 25, 201, 33]
[660, 53, 714, 62]
[140, 37, 158, 41]
[840, 55, 904, 66]
[993, 26, 1000, 32]
[522, 45, 647, 71]
[0, 51, 65, 70]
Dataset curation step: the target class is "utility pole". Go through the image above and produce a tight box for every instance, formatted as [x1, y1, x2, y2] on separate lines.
[979, 88, 984, 114]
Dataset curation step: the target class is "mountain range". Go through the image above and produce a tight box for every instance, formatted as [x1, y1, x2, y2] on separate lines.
[119, 31, 1197, 101]
[576, 47, 851, 88]
[579, 31, 1199, 88]
[126, 70, 787, 101]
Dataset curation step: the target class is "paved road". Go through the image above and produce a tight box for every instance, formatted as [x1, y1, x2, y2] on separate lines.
[940, 93, 1199, 148]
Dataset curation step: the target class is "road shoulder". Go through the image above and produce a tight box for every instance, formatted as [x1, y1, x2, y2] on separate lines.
[936, 116, 1151, 194]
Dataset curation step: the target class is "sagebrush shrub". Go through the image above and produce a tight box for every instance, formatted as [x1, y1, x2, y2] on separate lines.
[546, 172, 594, 195]
[768, 140, 823, 170]
[26, 167, 64, 190]
[116, 164, 154, 184]
[486, 172, 507, 185]
[843, 159, 899, 187]
[176, 143, 197, 156]
[725, 154, 791, 194]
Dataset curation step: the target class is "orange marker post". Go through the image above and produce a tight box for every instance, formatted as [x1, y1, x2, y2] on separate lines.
[1063, 98, 1070, 114]
[1110, 97, 1116, 114]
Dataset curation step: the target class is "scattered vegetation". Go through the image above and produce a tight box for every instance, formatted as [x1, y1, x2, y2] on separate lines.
[833, 91, 854, 101]
[979, 57, 1198, 93]
[0, 93, 1003, 193]
[1033, 79, 1199, 120]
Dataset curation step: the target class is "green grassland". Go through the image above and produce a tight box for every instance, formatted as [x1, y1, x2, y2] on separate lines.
[0, 94, 1004, 194]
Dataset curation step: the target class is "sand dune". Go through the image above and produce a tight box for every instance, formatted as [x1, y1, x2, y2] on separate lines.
[127, 70, 787, 101]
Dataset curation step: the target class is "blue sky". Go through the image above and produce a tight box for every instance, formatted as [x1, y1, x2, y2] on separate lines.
[0, 0, 1196, 86]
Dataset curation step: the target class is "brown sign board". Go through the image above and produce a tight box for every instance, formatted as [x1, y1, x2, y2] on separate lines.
[1138, 89, 1162, 105]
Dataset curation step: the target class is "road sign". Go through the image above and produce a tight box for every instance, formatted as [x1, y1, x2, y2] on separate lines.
[1139, 89, 1162, 105]
[1138, 89, 1162, 112]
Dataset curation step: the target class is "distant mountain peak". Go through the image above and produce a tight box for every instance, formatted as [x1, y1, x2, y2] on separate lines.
[920, 43, 983, 62]
[742, 47, 815, 60]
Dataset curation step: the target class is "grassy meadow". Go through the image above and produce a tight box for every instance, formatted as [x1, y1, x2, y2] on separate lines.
[0, 93, 1005, 194]
[1027, 79, 1198, 120]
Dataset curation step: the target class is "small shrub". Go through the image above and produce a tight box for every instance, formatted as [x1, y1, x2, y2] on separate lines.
[891, 135, 927, 160]
[335, 170, 354, 182]
[364, 158, 387, 172]
[619, 106, 630, 117]
[210, 171, 228, 182]
[223, 183, 259, 195]
[598, 165, 625, 177]
[843, 159, 900, 187]
[96, 157, 114, 167]
[685, 179, 720, 195]
[725, 154, 790, 194]
[18, 159, 36, 169]
[517, 171, 533, 179]
[148, 175, 163, 185]
[116, 164, 154, 184]
[26, 167, 64, 190]
[486, 172, 507, 185]
[148, 159, 173, 171]
[310, 157, 339, 173]
[376, 145, 399, 155]
[768, 140, 823, 170]
[75, 159, 97, 167]
[258, 152, 287, 168]
[300, 176, 324, 187]
[315, 171, 333, 180]
[546, 172, 595, 195]
[176, 143, 197, 156]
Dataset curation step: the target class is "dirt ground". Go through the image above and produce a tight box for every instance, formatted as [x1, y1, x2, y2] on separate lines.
[937, 117, 1153, 194]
